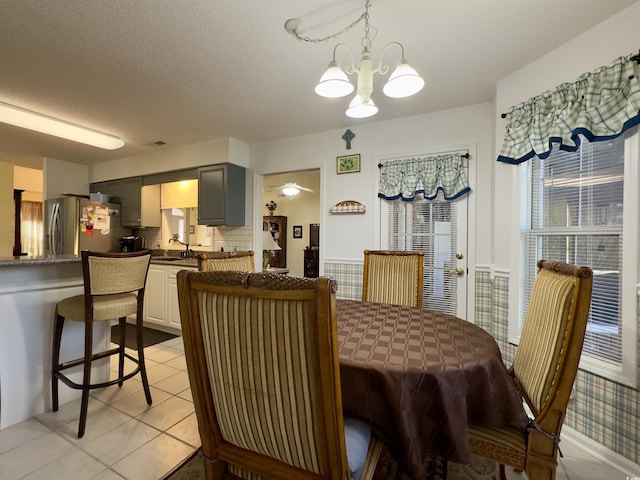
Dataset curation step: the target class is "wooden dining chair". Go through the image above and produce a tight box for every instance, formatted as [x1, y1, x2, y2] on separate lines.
[177, 270, 385, 480]
[361, 249, 424, 308]
[51, 250, 153, 438]
[197, 251, 255, 272]
[468, 260, 593, 480]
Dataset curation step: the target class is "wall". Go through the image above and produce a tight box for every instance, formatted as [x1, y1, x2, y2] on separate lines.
[14, 166, 43, 202]
[43, 157, 89, 200]
[0, 161, 14, 257]
[493, 0, 640, 467]
[92, 136, 254, 248]
[251, 103, 492, 275]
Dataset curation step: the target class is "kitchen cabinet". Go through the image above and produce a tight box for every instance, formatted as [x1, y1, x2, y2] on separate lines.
[120, 177, 142, 227]
[198, 163, 245, 225]
[140, 184, 161, 227]
[91, 177, 160, 227]
[144, 264, 167, 326]
[90, 179, 122, 202]
[143, 263, 197, 330]
[264, 215, 286, 268]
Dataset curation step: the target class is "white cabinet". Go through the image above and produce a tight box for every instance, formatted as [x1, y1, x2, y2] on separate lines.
[144, 265, 167, 327]
[167, 266, 185, 329]
[143, 263, 197, 330]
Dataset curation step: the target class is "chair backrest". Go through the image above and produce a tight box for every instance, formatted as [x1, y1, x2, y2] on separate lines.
[361, 249, 424, 308]
[512, 259, 593, 435]
[197, 250, 255, 272]
[177, 271, 351, 479]
[83, 249, 151, 296]
[81, 250, 151, 322]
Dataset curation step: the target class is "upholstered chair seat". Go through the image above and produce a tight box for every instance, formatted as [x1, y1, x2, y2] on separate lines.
[469, 260, 593, 480]
[51, 250, 153, 438]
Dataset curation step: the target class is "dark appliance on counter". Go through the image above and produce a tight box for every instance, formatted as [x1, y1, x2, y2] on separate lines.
[45, 196, 128, 255]
[119, 235, 145, 252]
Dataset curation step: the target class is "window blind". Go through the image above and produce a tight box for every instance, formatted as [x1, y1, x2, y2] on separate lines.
[520, 136, 624, 363]
[388, 198, 459, 314]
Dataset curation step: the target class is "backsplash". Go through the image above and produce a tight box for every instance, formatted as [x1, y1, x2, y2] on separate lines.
[134, 225, 253, 253]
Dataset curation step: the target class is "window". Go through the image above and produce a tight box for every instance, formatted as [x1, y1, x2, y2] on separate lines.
[520, 130, 638, 385]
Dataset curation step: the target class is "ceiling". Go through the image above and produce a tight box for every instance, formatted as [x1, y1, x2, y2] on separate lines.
[0, 0, 636, 170]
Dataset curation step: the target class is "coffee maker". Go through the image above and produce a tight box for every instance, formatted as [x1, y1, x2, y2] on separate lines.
[119, 235, 144, 252]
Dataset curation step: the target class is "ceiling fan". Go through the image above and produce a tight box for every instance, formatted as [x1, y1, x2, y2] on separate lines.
[268, 182, 315, 197]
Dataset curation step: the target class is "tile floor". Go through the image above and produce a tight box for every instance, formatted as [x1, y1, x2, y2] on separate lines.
[0, 335, 635, 480]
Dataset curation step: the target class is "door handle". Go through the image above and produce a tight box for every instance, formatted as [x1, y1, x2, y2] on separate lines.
[449, 267, 465, 276]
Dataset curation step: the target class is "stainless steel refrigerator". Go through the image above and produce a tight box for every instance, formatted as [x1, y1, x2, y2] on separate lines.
[44, 196, 130, 256]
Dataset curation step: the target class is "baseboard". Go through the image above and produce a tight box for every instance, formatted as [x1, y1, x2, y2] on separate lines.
[562, 426, 640, 474]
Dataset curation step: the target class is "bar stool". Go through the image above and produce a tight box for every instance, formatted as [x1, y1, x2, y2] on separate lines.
[51, 249, 153, 438]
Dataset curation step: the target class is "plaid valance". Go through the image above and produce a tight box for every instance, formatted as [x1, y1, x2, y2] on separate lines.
[378, 153, 470, 201]
[498, 53, 640, 164]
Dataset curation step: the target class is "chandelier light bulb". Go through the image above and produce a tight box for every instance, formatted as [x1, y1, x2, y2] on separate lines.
[346, 94, 378, 118]
[383, 60, 425, 98]
[315, 61, 354, 98]
[282, 185, 300, 196]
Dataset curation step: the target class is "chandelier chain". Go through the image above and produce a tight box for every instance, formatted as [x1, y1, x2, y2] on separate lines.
[288, 0, 373, 44]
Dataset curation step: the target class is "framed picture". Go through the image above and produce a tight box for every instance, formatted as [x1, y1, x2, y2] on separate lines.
[293, 225, 303, 239]
[337, 154, 361, 174]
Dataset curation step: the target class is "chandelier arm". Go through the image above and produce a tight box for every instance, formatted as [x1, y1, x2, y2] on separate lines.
[375, 42, 406, 75]
[333, 44, 357, 75]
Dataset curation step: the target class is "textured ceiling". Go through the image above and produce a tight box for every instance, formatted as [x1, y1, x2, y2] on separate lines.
[0, 0, 636, 169]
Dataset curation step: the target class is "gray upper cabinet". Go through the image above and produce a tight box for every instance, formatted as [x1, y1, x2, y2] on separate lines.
[120, 177, 143, 227]
[90, 179, 122, 202]
[198, 163, 245, 226]
[91, 176, 150, 227]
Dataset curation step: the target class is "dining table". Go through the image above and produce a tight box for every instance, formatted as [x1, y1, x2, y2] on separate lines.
[336, 299, 528, 480]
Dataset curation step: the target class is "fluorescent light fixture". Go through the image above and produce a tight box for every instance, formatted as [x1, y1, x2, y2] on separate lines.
[0, 102, 124, 150]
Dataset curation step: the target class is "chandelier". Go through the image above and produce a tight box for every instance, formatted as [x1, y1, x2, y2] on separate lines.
[285, 0, 424, 119]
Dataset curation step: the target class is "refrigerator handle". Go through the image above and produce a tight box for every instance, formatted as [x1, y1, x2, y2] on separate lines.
[49, 202, 61, 255]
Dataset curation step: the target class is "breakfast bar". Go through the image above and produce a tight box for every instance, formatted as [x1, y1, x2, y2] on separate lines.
[0, 256, 110, 430]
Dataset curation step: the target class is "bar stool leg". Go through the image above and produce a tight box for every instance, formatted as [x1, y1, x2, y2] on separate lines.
[135, 309, 152, 405]
[118, 317, 126, 387]
[51, 313, 64, 412]
[78, 317, 94, 438]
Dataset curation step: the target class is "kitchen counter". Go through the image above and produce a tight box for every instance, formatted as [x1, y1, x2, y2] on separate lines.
[0, 255, 81, 267]
[150, 257, 199, 267]
[0, 258, 109, 430]
[0, 255, 199, 268]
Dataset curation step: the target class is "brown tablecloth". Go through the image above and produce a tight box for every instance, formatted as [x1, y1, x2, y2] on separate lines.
[337, 300, 527, 480]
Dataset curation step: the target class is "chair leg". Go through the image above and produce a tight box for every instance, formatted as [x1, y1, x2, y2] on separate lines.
[51, 313, 65, 412]
[77, 317, 94, 438]
[118, 317, 126, 387]
[135, 313, 152, 405]
[499, 464, 507, 480]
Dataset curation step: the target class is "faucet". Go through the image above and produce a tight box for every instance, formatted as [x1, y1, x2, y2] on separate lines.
[169, 236, 190, 258]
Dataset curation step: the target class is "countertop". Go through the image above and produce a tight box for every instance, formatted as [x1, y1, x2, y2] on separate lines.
[0, 255, 81, 267]
[0, 255, 199, 268]
[150, 257, 199, 267]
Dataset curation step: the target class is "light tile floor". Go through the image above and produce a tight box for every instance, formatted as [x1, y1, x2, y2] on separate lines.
[0, 335, 635, 480]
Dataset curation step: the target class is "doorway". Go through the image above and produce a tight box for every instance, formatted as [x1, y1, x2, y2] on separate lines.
[262, 170, 320, 276]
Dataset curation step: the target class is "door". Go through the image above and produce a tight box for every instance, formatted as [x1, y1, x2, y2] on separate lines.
[380, 158, 469, 319]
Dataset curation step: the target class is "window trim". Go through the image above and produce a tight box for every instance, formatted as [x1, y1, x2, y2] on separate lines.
[512, 131, 638, 388]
